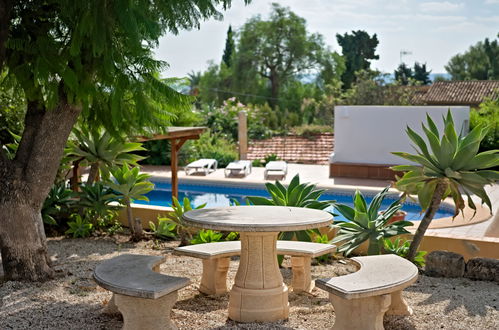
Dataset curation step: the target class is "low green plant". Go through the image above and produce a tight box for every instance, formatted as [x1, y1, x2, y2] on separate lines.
[331, 187, 413, 256]
[77, 182, 121, 228]
[149, 218, 177, 240]
[247, 174, 333, 242]
[383, 238, 426, 268]
[65, 215, 93, 238]
[314, 233, 332, 263]
[107, 164, 154, 241]
[42, 183, 76, 226]
[163, 196, 206, 246]
[191, 229, 223, 244]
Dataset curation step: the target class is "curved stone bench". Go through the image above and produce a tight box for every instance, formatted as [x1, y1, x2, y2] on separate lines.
[316, 254, 418, 330]
[174, 240, 336, 294]
[94, 254, 190, 330]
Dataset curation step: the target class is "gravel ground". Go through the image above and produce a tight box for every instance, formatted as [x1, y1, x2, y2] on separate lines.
[0, 236, 498, 330]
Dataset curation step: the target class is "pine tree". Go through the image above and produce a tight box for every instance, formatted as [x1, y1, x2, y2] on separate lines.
[413, 62, 432, 85]
[222, 25, 235, 67]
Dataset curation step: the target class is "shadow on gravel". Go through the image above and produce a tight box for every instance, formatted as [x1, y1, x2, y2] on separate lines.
[405, 276, 497, 316]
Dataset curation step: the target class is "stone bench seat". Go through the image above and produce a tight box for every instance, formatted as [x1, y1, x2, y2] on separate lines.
[174, 240, 336, 294]
[316, 255, 418, 330]
[94, 254, 190, 330]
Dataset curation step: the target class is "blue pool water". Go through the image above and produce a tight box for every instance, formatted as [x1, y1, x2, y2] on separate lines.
[134, 182, 455, 222]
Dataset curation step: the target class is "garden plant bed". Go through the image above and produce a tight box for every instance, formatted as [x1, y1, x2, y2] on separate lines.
[0, 236, 498, 330]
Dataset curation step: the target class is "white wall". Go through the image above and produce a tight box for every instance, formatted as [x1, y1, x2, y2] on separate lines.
[331, 106, 470, 165]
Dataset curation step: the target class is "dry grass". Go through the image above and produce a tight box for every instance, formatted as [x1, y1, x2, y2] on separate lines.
[0, 236, 498, 330]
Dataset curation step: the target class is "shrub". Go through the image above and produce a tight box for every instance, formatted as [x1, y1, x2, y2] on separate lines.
[470, 98, 499, 152]
[383, 238, 426, 268]
[162, 196, 206, 246]
[42, 183, 76, 227]
[291, 124, 333, 136]
[149, 218, 177, 240]
[65, 214, 93, 238]
[77, 182, 121, 229]
[331, 187, 413, 256]
[185, 132, 237, 168]
[247, 174, 333, 242]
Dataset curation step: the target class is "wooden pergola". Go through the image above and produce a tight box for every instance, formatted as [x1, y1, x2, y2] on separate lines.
[137, 127, 206, 199]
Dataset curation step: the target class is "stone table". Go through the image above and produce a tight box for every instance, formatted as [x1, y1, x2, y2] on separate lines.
[182, 205, 333, 322]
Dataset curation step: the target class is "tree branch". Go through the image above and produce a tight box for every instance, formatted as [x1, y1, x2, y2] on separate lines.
[14, 100, 44, 166]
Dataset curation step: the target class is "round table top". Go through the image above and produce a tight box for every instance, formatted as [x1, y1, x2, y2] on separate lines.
[182, 205, 333, 232]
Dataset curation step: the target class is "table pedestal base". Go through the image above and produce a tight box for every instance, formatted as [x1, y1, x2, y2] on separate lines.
[229, 285, 289, 322]
[228, 231, 289, 322]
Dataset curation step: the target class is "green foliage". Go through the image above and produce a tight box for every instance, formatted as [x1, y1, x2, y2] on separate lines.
[185, 131, 237, 168]
[0, 85, 25, 145]
[314, 234, 332, 263]
[337, 30, 379, 89]
[393, 110, 498, 260]
[235, 3, 337, 106]
[108, 164, 154, 238]
[77, 182, 121, 228]
[247, 174, 333, 242]
[331, 187, 413, 256]
[108, 165, 154, 204]
[383, 238, 426, 268]
[42, 183, 76, 226]
[470, 98, 499, 152]
[413, 62, 432, 85]
[394, 62, 431, 86]
[163, 196, 206, 245]
[191, 229, 224, 244]
[149, 219, 177, 240]
[291, 124, 333, 136]
[392, 110, 499, 216]
[65, 215, 93, 238]
[222, 25, 235, 68]
[66, 126, 146, 184]
[445, 35, 499, 80]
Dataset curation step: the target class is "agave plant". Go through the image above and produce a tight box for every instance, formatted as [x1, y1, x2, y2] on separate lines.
[331, 187, 413, 256]
[392, 110, 498, 261]
[66, 126, 146, 185]
[247, 174, 333, 242]
[42, 183, 76, 225]
[107, 164, 154, 241]
[161, 196, 206, 246]
[77, 182, 121, 228]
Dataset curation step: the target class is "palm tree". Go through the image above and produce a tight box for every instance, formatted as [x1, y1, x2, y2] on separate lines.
[66, 126, 146, 185]
[107, 164, 154, 241]
[392, 111, 498, 261]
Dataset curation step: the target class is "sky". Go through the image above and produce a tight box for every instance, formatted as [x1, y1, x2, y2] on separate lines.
[154, 0, 499, 78]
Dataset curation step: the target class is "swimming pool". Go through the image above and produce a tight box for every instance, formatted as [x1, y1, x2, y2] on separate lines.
[133, 182, 456, 222]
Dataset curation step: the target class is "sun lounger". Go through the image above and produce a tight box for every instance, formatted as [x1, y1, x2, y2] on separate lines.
[185, 159, 217, 175]
[224, 160, 252, 177]
[264, 161, 287, 180]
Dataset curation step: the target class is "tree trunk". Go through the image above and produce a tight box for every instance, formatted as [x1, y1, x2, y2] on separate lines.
[407, 180, 447, 262]
[0, 199, 54, 281]
[269, 71, 279, 109]
[125, 199, 143, 241]
[86, 163, 100, 185]
[0, 93, 81, 281]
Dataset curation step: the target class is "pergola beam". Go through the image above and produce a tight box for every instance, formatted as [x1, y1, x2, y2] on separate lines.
[136, 127, 206, 201]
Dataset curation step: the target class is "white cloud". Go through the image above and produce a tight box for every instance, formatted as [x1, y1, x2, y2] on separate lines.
[420, 1, 464, 12]
[485, 0, 499, 4]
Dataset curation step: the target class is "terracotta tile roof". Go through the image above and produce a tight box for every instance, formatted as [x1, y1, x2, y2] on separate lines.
[247, 133, 334, 165]
[422, 80, 499, 105]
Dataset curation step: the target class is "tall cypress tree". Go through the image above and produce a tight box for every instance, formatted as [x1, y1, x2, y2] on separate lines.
[222, 25, 235, 67]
